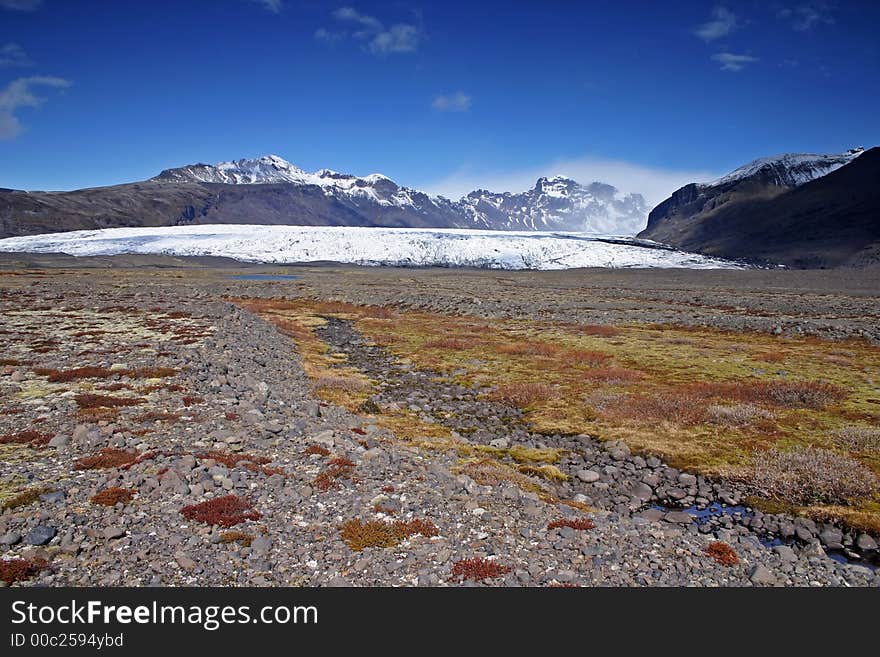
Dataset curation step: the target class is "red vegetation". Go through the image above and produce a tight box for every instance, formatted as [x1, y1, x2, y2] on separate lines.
[34, 366, 178, 382]
[489, 382, 554, 407]
[394, 518, 439, 539]
[304, 445, 331, 457]
[181, 396, 205, 407]
[74, 447, 140, 470]
[569, 324, 622, 337]
[180, 495, 262, 528]
[381, 485, 395, 493]
[567, 350, 613, 367]
[704, 541, 739, 566]
[225, 412, 240, 421]
[451, 557, 512, 582]
[604, 392, 707, 425]
[0, 430, 53, 448]
[90, 487, 135, 506]
[35, 366, 114, 382]
[314, 457, 356, 491]
[582, 367, 643, 384]
[198, 450, 283, 476]
[547, 517, 596, 531]
[351, 427, 367, 435]
[682, 379, 846, 409]
[496, 341, 560, 357]
[424, 338, 476, 350]
[0, 557, 49, 585]
[74, 393, 144, 409]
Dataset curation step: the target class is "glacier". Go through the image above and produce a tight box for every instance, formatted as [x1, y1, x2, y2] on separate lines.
[0, 225, 742, 270]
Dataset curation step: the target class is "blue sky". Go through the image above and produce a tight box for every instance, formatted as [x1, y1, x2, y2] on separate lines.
[1, 0, 877, 203]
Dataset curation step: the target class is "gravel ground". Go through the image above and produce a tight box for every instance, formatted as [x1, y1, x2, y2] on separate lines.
[0, 264, 878, 587]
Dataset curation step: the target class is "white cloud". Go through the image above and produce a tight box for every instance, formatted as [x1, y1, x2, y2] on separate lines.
[421, 156, 719, 207]
[314, 27, 343, 43]
[0, 0, 42, 9]
[778, 3, 835, 31]
[694, 6, 738, 41]
[0, 43, 32, 67]
[432, 91, 471, 112]
[318, 6, 422, 55]
[250, 0, 282, 13]
[712, 52, 758, 71]
[0, 75, 71, 139]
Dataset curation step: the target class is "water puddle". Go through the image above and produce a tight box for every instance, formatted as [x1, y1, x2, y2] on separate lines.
[652, 503, 752, 525]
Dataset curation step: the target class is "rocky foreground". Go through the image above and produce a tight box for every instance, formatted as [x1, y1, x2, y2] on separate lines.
[0, 267, 878, 586]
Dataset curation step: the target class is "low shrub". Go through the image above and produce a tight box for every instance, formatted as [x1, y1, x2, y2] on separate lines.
[450, 557, 511, 582]
[547, 517, 595, 531]
[180, 495, 262, 528]
[218, 531, 254, 547]
[704, 541, 739, 566]
[35, 366, 114, 382]
[423, 338, 475, 350]
[90, 487, 135, 506]
[705, 404, 775, 427]
[181, 396, 205, 407]
[0, 557, 48, 585]
[340, 518, 439, 551]
[303, 445, 331, 457]
[0, 430, 53, 448]
[603, 393, 706, 425]
[567, 350, 613, 367]
[74, 393, 144, 409]
[74, 448, 140, 470]
[569, 324, 622, 337]
[581, 367, 643, 384]
[748, 446, 878, 505]
[313, 457, 356, 491]
[835, 426, 880, 454]
[683, 379, 846, 409]
[496, 341, 559, 357]
[489, 382, 554, 408]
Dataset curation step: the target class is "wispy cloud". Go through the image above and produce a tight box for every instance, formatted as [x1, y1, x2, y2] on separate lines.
[421, 156, 718, 207]
[0, 75, 71, 140]
[694, 6, 738, 41]
[0, 0, 42, 9]
[778, 2, 835, 31]
[712, 52, 758, 71]
[250, 0, 282, 13]
[432, 91, 471, 112]
[0, 43, 33, 67]
[317, 6, 422, 56]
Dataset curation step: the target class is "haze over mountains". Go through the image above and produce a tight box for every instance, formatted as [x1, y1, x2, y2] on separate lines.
[0, 155, 648, 239]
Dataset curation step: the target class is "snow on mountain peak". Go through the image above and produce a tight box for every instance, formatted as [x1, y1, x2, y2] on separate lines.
[710, 148, 864, 188]
[152, 155, 651, 234]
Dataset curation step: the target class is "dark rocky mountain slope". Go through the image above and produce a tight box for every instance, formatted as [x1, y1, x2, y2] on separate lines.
[639, 147, 879, 268]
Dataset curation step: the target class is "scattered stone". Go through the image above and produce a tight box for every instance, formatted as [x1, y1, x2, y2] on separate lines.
[25, 525, 57, 546]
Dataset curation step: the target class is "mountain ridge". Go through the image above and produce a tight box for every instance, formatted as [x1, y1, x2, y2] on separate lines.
[0, 154, 649, 238]
[639, 146, 880, 268]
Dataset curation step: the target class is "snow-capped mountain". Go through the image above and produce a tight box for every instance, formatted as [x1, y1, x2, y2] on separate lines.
[0, 225, 741, 270]
[462, 176, 649, 234]
[710, 148, 864, 188]
[150, 155, 649, 235]
[638, 146, 878, 268]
